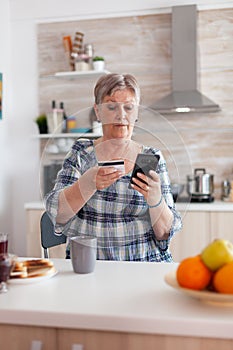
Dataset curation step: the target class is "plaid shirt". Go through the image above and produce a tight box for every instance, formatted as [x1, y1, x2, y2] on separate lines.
[45, 140, 182, 262]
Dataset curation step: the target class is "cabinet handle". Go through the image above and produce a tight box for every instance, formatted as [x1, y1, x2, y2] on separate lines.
[71, 344, 84, 350]
[30, 340, 43, 350]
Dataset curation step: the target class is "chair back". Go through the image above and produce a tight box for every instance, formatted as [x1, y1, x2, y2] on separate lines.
[40, 211, 66, 258]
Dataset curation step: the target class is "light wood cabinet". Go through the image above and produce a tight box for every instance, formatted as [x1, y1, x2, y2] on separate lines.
[170, 210, 233, 262]
[170, 211, 211, 262]
[0, 324, 56, 350]
[1, 325, 233, 350]
[26, 208, 44, 258]
[57, 329, 233, 350]
[25, 208, 66, 258]
[210, 212, 233, 241]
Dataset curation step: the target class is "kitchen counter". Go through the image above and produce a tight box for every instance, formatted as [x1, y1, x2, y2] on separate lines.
[176, 200, 233, 212]
[24, 200, 233, 212]
[0, 259, 232, 340]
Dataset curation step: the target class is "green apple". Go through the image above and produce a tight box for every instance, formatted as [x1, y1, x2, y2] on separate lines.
[201, 239, 233, 271]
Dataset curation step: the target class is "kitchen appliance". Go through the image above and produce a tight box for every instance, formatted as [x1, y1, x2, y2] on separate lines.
[43, 162, 62, 196]
[151, 5, 220, 114]
[171, 183, 184, 202]
[187, 168, 214, 202]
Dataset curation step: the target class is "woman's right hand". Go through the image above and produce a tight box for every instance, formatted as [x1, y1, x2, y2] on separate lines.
[96, 166, 124, 190]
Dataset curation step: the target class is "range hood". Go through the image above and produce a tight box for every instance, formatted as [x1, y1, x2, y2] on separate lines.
[151, 5, 220, 114]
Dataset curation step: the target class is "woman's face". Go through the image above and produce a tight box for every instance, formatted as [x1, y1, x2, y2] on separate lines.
[95, 89, 138, 141]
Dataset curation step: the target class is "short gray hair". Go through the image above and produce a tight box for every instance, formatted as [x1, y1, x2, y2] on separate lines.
[94, 73, 140, 105]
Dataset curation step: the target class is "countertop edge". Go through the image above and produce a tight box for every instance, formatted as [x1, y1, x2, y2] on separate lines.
[24, 201, 233, 212]
[0, 312, 232, 340]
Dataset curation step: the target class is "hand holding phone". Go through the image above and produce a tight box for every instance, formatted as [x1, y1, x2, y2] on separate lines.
[129, 153, 160, 187]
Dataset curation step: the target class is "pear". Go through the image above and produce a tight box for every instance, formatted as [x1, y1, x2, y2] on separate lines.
[201, 239, 233, 271]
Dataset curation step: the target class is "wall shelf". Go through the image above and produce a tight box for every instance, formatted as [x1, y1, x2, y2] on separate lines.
[33, 132, 102, 139]
[40, 70, 110, 80]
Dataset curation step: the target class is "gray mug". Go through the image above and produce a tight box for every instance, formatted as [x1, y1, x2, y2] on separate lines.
[70, 235, 97, 274]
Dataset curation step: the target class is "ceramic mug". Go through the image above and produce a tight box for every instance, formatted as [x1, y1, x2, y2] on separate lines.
[70, 235, 97, 274]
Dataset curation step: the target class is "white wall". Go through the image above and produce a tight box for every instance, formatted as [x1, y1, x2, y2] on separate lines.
[2, 0, 233, 255]
[0, 1, 13, 246]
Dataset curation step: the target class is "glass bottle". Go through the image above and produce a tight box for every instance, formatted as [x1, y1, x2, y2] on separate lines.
[60, 102, 67, 133]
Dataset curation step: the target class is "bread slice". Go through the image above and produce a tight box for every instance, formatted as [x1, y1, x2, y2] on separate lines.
[27, 266, 56, 278]
[10, 259, 55, 279]
[10, 261, 28, 279]
[23, 259, 54, 268]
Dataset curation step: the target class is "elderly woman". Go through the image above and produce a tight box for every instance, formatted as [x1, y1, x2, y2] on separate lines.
[45, 73, 182, 261]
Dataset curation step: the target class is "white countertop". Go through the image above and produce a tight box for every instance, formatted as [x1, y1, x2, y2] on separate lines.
[0, 259, 232, 339]
[24, 200, 233, 212]
[176, 200, 233, 212]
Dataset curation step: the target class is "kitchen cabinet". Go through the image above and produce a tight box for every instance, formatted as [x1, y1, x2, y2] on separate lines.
[210, 212, 233, 241]
[170, 206, 233, 262]
[26, 208, 44, 258]
[57, 329, 233, 350]
[1, 324, 232, 350]
[25, 206, 66, 258]
[170, 211, 211, 262]
[0, 324, 56, 350]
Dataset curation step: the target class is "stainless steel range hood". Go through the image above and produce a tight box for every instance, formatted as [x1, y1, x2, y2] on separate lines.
[151, 5, 220, 114]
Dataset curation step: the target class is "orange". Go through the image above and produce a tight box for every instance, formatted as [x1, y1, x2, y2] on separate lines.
[213, 261, 233, 294]
[177, 255, 212, 290]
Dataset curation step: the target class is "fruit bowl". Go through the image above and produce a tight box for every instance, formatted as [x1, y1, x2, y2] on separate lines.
[165, 270, 233, 306]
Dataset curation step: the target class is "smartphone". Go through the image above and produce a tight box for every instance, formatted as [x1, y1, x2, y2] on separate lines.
[129, 153, 160, 187]
[98, 159, 125, 172]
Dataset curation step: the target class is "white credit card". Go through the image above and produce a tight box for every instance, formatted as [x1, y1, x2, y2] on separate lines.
[98, 160, 125, 172]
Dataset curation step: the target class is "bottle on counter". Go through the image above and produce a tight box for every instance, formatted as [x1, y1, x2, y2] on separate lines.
[222, 180, 231, 201]
[222, 170, 233, 202]
[66, 116, 77, 132]
[62, 35, 74, 71]
[84, 44, 94, 70]
[60, 102, 68, 133]
[229, 181, 233, 202]
[71, 31, 84, 69]
[47, 100, 63, 134]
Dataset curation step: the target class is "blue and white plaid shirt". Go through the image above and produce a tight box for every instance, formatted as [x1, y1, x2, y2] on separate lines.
[45, 140, 182, 262]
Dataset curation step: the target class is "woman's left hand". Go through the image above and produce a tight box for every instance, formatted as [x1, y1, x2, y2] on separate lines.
[131, 170, 162, 206]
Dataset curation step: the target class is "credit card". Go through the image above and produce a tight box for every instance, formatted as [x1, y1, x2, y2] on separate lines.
[98, 160, 125, 172]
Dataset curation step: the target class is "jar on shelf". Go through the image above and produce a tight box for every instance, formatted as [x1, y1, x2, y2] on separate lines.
[71, 32, 84, 68]
[84, 44, 94, 70]
[66, 116, 76, 132]
[75, 54, 91, 71]
[84, 44, 94, 58]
